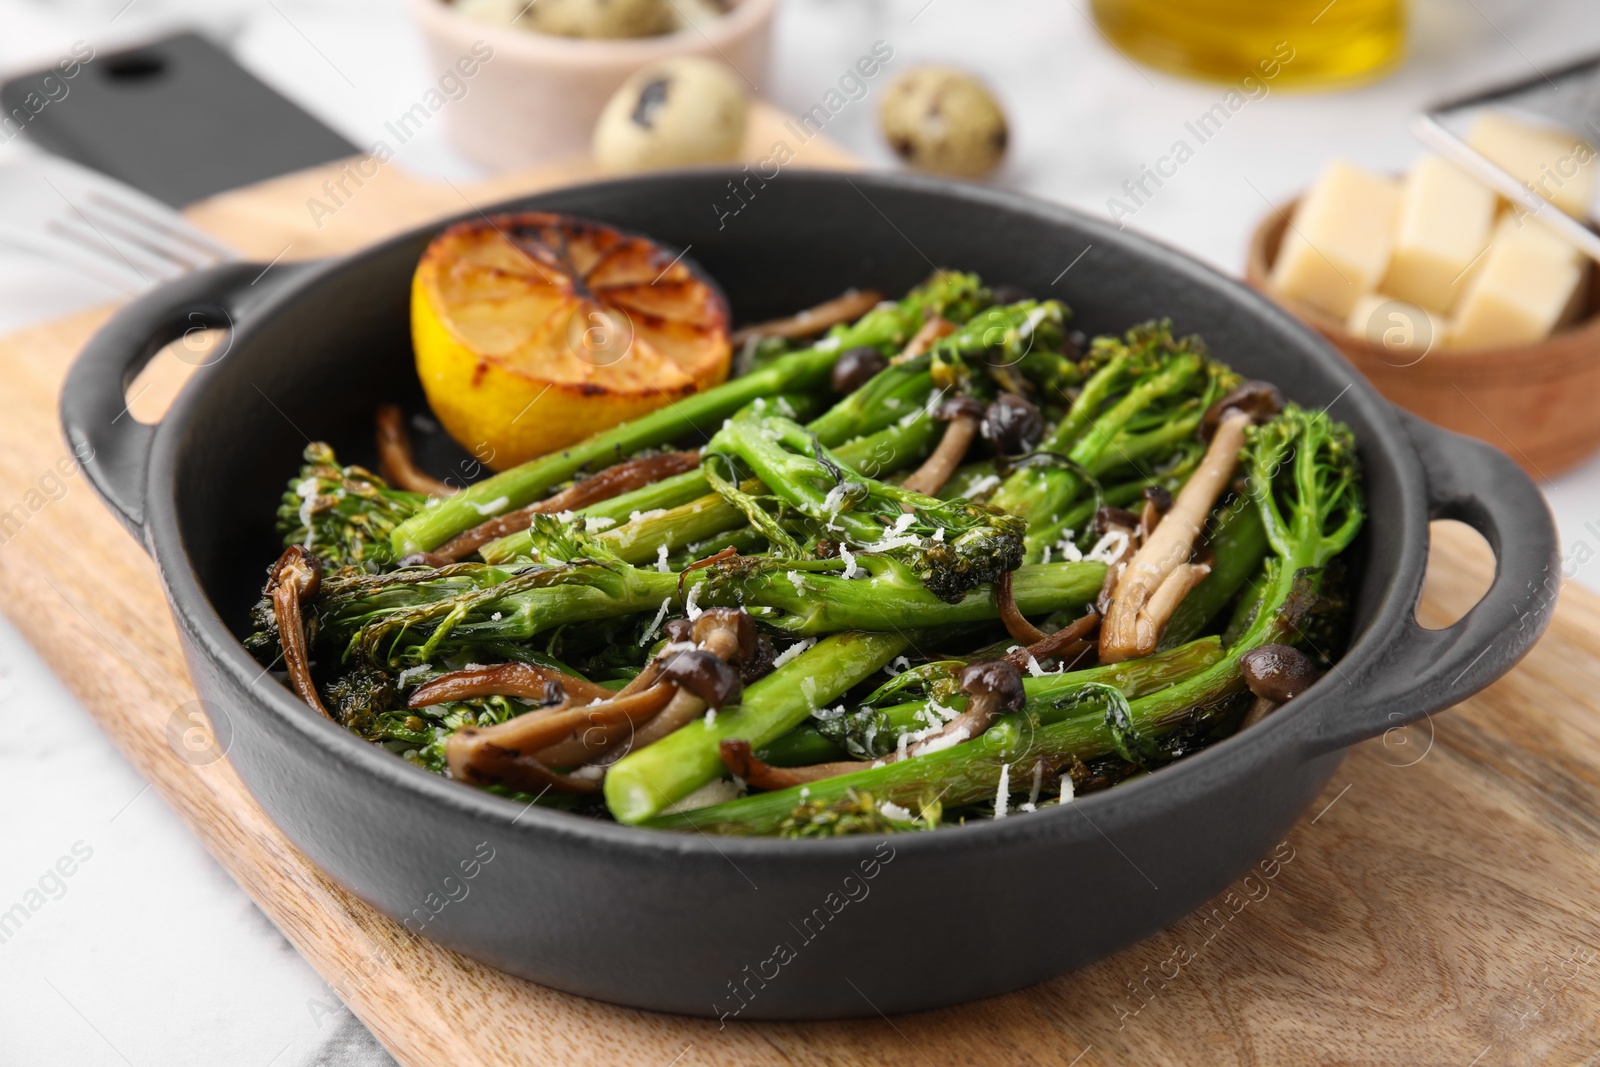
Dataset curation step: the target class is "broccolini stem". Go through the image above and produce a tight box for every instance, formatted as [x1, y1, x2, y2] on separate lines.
[605, 631, 912, 824]
[757, 636, 1223, 766]
[389, 275, 983, 556]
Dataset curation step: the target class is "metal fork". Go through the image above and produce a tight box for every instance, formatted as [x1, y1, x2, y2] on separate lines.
[0, 153, 236, 293]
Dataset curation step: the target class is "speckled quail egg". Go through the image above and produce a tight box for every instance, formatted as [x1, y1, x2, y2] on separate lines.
[878, 66, 1008, 178]
[526, 0, 672, 39]
[593, 57, 747, 172]
[454, 0, 532, 27]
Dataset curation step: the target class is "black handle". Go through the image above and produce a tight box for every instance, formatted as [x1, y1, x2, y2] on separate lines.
[60, 261, 301, 547]
[1308, 411, 1560, 754]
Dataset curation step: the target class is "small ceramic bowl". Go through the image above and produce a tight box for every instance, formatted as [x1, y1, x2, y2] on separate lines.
[1246, 197, 1600, 477]
[411, 0, 777, 170]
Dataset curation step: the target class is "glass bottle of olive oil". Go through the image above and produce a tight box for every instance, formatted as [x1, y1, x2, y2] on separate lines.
[1091, 0, 1405, 88]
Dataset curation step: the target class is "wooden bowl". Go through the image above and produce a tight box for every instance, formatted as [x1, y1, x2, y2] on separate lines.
[1246, 200, 1600, 477]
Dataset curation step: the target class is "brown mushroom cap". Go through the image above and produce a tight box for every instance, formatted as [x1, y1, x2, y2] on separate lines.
[691, 607, 758, 665]
[271, 544, 322, 601]
[936, 394, 988, 422]
[660, 649, 743, 709]
[1239, 644, 1320, 704]
[960, 659, 1026, 712]
[982, 393, 1044, 455]
[831, 346, 888, 394]
[1093, 505, 1141, 534]
[1202, 381, 1285, 438]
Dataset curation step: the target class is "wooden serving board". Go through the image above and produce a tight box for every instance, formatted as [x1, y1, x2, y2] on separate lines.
[4, 109, 1600, 1066]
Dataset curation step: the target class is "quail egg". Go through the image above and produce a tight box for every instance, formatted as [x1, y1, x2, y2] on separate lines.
[526, 0, 672, 38]
[879, 66, 1008, 178]
[593, 57, 747, 171]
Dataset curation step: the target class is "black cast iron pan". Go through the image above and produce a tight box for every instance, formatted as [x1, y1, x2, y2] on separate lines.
[59, 170, 1557, 1018]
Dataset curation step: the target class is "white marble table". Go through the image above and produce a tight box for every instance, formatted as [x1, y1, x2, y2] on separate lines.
[1, 1, 1597, 1063]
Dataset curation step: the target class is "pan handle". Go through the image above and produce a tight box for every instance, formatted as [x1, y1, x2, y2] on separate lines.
[60, 261, 305, 548]
[1308, 411, 1560, 755]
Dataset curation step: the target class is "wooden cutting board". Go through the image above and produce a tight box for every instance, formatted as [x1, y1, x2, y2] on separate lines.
[4, 106, 1600, 1066]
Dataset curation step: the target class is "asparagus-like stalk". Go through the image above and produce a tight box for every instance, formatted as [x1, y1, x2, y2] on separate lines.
[316, 558, 1105, 668]
[759, 636, 1223, 765]
[480, 415, 942, 566]
[604, 631, 911, 824]
[390, 272, 987, 555]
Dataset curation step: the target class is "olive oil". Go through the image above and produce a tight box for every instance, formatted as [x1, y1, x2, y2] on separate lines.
[1091, 0, 1405, 89]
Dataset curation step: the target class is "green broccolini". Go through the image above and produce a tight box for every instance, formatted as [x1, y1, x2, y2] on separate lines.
[244, 260, 1366, 839]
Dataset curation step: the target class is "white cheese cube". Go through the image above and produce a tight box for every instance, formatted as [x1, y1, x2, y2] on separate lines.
[1449, 214, 1587, 349]
[1378, 155, 1496, 314]
[1346, 293, 1445, 359]
[1270, 160, 1400, 319]
[1466, 112, 1597, 218]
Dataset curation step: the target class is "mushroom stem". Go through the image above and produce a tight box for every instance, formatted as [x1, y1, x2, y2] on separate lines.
[1003, 606, 1101, 671]
[1100, 410, 1252, 662]
[1239, 696, 1280, 730]
[719, 739, 863, 790]
[902, 692, 999, 759]
[408, 662, 613, 708]
[893, 659, 1025, 761]
[445, 683, 675, 780]
[433, 450, 700, 561]
[899, 413, 981, 496]
[267, 546, 331, 720]
[375, 404, 454, 496]
[995, 569, 1049, 644]
[730, 288, 885, 346]
[619, 688, 708, 755]
[891, 315, 956, 363]
[448, 741, 603, 795]
[677, 545, 738, 595]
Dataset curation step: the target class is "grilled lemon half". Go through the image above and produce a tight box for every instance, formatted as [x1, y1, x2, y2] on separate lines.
[412, 213, 731, 470]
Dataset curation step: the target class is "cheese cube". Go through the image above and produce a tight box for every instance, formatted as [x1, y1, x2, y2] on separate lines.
[1378, 155, 1496, 313]
[1270, 160, 1400, 319]
[1449, 214, 1586, 348]
[1466, 112, 1597, 218]
[1346, 293, 1444, 359]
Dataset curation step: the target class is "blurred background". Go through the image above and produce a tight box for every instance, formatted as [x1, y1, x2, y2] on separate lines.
[1, 0, 1598, 1063]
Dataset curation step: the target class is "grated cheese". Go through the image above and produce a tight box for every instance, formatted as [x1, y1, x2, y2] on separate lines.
[879, 801, 913, 821]
[914, 727, 969, 755]
[638, 597, 672, 646]
[1087, 529, 1130, 563]
[1061, 776, 1075, 804]
[583, 516, 616, 533]
[771, 637, 816, 668]
[961, 474, 1000, 499]
[786, 570, 806, 593]
[471, 496, 509, 516]
[656, 544, 671, 573]
[994, 764, 1011, 818]
[684, 583, 703, 621]
[840, 545, 858, 579]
